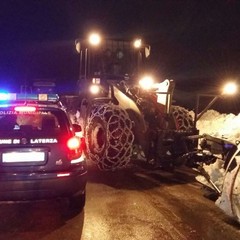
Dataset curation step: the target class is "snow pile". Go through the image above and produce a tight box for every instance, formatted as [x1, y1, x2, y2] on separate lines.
[197, 109, 240, 222]
[197, 109, 240, 142]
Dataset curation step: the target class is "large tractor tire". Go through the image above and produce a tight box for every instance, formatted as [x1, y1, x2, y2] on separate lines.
[85, 104, 134, 170]
[171, 105, 194, 131]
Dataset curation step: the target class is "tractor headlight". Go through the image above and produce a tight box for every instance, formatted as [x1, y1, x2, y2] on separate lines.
[89, 84, 101, 95]
[139, 76, 154, 90]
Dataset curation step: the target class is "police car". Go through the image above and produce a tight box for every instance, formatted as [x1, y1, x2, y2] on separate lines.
[0, 92, 87, 212]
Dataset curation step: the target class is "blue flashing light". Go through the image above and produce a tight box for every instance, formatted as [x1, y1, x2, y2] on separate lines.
[0, 104, 10, 108]
[0, 93, 16, 101]
[0, 93, 59, 102]
[0, 93, 8, 101]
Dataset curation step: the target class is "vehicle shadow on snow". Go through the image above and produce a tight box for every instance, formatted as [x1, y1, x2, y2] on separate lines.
[0, 199, 85, 240]
[87, 161, 198, 191]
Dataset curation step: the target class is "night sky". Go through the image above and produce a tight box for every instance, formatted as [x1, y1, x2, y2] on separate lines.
[1, 0, 240, 97]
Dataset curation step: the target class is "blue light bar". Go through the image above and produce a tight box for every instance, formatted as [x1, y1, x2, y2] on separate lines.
[0, 93, 8, 101]
[0, 93, 59, 102]
[0, 93, 16, 101]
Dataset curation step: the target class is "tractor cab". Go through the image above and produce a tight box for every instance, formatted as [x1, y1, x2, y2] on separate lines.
[75, 34, 151, 94]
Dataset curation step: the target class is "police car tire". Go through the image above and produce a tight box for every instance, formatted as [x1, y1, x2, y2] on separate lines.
[68, 192, 86, 212]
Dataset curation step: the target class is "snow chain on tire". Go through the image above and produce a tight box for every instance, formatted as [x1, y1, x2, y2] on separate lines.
[85, 104, 134, 171]
[171, 105, 194, 131]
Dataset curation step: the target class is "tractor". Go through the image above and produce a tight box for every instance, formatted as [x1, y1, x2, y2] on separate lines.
[62, 32, 240, 223]
[71, 33, 197, 171]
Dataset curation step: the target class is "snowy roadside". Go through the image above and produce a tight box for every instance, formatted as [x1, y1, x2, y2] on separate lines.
[196, 109, 240, 142]
[196, 109, 240, 223]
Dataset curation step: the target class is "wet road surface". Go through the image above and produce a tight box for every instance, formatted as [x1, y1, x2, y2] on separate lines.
[0, 164, 239, 240]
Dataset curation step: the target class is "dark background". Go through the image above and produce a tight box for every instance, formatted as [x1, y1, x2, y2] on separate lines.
[1, 0, 240, 112]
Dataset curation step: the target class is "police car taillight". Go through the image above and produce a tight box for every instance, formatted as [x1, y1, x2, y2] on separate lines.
[67, 136, 85, 163]
[67, 136, 80, 150]
[14, 106, 36, 112]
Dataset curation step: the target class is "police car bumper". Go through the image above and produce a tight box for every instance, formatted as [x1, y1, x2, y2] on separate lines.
[0, 165, 87, 201]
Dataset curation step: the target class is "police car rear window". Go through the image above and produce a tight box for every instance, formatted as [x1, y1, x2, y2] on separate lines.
[0, 109, 68, 137]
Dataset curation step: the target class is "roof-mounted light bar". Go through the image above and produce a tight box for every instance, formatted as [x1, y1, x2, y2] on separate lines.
[0, 93, 59, 102]
[0, 93, 16, 101]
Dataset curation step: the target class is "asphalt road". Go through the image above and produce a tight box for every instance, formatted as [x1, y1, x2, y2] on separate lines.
[0, 163, 239, 240]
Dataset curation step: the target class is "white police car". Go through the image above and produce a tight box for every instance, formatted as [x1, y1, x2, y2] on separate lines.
[0, 92, 87, 212]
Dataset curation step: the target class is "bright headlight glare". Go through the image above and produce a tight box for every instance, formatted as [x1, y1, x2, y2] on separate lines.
[133, 39, 142, 48]
[89, 84, 100, 94]
[88, 33, 101, 46]
[222, 82, 237, 95]
[139, 76, 154, 90]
